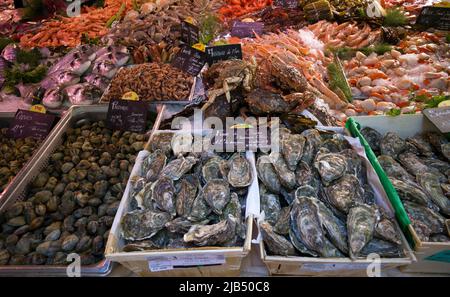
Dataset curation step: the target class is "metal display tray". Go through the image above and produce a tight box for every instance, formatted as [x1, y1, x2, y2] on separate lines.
[0, 111, 62, 206]
[0, 104, 161, 276]
[99, 65, 199, 105]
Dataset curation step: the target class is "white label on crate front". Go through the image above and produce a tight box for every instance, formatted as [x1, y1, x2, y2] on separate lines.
[149, 259, 174, 272]
[299, 263, 369, 272]
[148, 254, 225, 271]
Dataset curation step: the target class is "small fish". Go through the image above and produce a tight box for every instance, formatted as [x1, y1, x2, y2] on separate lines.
[40, 70, 80, 90]
[63, 83, 102, 105]
[96, 51, 130, 67]
[91, 60, 118, 79]
[83, 74, 110, 91]
[42, 87, 64, 109]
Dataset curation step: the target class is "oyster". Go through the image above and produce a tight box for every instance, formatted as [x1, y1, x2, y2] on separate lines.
[426, 132, 449, 160]
[315, 198, 349, 255]
[171, 132, 193, 156]
[281, 133, 306, 171]
[417, 172, 450, 215]
[134, 182, 153, 210]
[269, 152, 297, 190]
[273, 206, 291, 235]
[429, 234, 450, 242]
[261, 193, 281, 225]
[257, 155, 281, 194]
[324, 174, 364, 214]
[390, 178, 436, 210]
[227, 153, 253, 188]
[121, 210, 171, 241]
[347, 204, 378, 259]
[300, 129, 323, 165]
[340, 149, 365, 182]
[378, 155, 413, 181]
[374, 217, 402, 245]
[314, 152, 347, 186]
[160, 155, 197, 180]
[260, 221, 296, 256]
[203, 179, 231, 215]
[360, 239, 403, 258]
[222, 193, 243, 230]
[202, 156, 229, 183]
[151, 176, 176, 216]
[175, 174, 199, 217]
[295, 161, 320, 190]
[406, 135, 434, 157]
[165, 217, 208, 234]
[380, 132, 406, 158]
[150, 132, 174, 155]
[404, 201, 445, 241]
[360, 127, 382, 153]
[290, 196, 327, 257]
[183, 215, 237, 246]
[398, 152, 432, 178]
[142, 150, 166, 182]
[295, 185, 318, 199]
[187, 191, 212, 222]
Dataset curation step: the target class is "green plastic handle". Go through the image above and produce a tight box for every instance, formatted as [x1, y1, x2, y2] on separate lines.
[345, 118, 412, 236]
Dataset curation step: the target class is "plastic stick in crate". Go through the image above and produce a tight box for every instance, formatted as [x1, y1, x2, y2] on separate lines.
[345, 118, 412, 233]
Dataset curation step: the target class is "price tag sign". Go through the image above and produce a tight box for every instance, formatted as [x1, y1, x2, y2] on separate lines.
[206, 44, 243, 65]
[416, 6, 450, 30]
[106, 98, 148, 133]
[231, 21, 264, 38]
[171, 44, 207, 76]
[423, 107, 450, 134]
[212, 126, 272, 152]
[274, 0, 298, 8]
[148, 255, 225, 272]
[181, 20, 200, 46]
[7, 109, 55, 140]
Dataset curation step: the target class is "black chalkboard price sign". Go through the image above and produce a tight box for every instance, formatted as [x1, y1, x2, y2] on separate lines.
[416, 6, 450, 31]
[171, 44, 207, 76]
[231, 21, 264, 38]
[423, 107, 450, 134]
[274, 0, 298, 8]
[7, 109, 55, 140]
[206, 44, 243, 65]
[181, 21, 200, 46]
[106, 99, 148, 133]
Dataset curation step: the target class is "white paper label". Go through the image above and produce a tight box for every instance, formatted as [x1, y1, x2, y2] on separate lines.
[299, 263, 369, 272]
[149, 260, 174, 272]
[148, 254, 225, 271]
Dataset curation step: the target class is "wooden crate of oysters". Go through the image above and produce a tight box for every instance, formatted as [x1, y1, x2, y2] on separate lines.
[352, 114, 450, 274]
[257, 124, 415, 276]
[105, 129, 258, 276]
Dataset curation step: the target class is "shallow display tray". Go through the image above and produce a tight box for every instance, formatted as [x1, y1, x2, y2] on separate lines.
[347, 114, 450, 274]
[259, 126, 415, 276]
[99, 65, 199, 105]
[0, 104, 161, 276]
[0, 111, 62, 206]
[105, 129, 259, 276]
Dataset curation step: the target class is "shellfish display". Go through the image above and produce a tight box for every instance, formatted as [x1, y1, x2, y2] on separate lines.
[119, 132, 253, 251]
[0, 119, 153, 266]
[362, 127, 450, 243]
[258, 126, 405, 259]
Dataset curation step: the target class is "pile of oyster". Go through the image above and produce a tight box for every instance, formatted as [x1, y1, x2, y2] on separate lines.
[361, 128, 450, 243]
[0, 120, 150, 265]
[120, 132, 251, 251]
[258, 127, 404, 259]
[0, 129, 42, 192]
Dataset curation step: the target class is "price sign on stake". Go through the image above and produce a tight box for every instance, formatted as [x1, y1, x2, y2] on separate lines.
[231, 21, 263, 38]
[423, 107, 450, 134]
[181, 21, 200, 45]
[206, 44, 243, 65]
[171, 44, 207, 76]
[417, 6, 450, 31]
[7, 109, 55, 140]
[106, 99, 148, 133]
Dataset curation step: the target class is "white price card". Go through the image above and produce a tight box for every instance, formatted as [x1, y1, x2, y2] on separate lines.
[148, 254, 225, 271]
